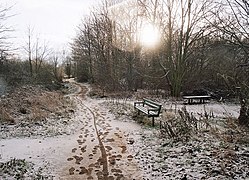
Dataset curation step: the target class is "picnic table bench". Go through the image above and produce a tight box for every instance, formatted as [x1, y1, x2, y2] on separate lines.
[134, 98, 162, 126]
[182, 95, 211, 104]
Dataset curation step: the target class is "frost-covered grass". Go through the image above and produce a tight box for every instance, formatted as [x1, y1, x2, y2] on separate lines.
[103, 99, 249, 179]
[0, 83, 248, 179]
[0, 158, 53, 179]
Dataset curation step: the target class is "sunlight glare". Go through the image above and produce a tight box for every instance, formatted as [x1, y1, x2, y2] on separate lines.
[139, 23, 160, 47]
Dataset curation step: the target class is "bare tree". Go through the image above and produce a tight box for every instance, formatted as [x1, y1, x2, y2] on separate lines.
[72, 0, 221, 96]
[23, 26, 52, 78]
[25, 26, 33, 77]
[0, 4, 13, 51]
[50, 51, 60, 81]
[212, 0, 249, 125]
[0, 4, 14, 71]
[72, 3, 121, 91]
[136, 0, 214, 96]
[71, 17, 95, 82]
[34, 38, 51, 76]
[64, 55, 73, 78]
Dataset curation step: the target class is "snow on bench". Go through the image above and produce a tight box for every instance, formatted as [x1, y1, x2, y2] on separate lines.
[134, 98, 162, 126]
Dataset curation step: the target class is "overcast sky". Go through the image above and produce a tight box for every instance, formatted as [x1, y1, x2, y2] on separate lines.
[2, 0, 100, 54]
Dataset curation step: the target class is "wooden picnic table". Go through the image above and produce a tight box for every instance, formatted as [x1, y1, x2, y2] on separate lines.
[182, 95, 211, 104]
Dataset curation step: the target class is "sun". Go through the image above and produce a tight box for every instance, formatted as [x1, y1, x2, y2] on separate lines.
[139, 23, 160, 47]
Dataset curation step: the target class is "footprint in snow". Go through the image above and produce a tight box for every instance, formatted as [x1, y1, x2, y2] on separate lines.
[69, 167, 75, 175]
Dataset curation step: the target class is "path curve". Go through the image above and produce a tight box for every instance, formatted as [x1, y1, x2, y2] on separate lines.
[60, 81, 142, 180]
[76, 83, 109, 179]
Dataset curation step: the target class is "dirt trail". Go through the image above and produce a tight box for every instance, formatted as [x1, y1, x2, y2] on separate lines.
[0, 81, 142, 179]
[59, 82, 141, 179]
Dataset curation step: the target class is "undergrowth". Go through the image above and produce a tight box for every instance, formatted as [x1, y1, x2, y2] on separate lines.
[0, 158, 53, 179]
[160, 106, 249, 145]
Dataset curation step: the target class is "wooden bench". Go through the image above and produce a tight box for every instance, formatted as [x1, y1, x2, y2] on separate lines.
[182, 95, 211, 104]
[134, 98, 162, 126]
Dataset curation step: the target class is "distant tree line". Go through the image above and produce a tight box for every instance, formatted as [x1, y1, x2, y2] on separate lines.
[70, 0, 249, 125]
[0, 5, 64, 90]
[0, 1, 248, 125]
[70, 0, 248, 96]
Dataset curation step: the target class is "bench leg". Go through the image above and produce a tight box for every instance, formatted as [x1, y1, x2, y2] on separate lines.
[152, 117, 155, 127]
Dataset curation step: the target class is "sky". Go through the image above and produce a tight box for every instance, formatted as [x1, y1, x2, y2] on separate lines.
[1, 0, 100, 55]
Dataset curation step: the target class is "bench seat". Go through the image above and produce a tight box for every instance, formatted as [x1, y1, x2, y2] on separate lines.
[135, 106, 158, 116]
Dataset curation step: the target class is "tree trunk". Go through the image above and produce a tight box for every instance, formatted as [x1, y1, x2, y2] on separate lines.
[238, 97, 249, 126]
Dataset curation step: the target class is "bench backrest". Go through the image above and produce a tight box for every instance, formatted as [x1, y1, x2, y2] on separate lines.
[143, 98, 162, 110]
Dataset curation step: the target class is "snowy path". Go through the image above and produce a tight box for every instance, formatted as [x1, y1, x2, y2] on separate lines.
[0, 81, 142, 179]
[60, 82, 141, 179]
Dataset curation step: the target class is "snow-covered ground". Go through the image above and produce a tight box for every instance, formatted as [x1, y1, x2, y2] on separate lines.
[0, 82, 248, 179]
[163, 100, 240, 119]
[102, 99, 249, 180]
